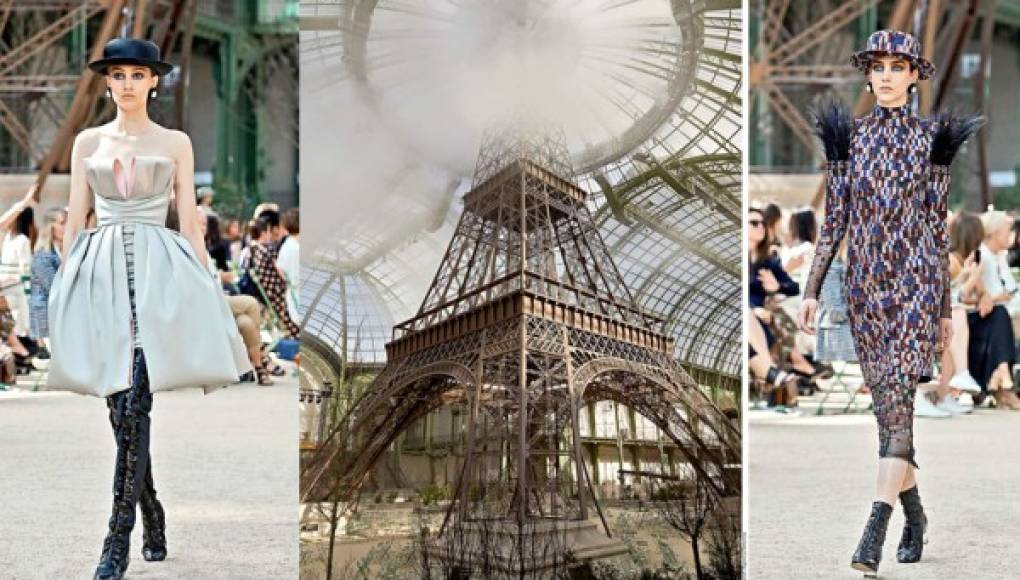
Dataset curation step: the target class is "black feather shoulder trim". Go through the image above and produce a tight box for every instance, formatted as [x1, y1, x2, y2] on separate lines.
[930, 109, 985, 166]
[808, 97, 854, 163]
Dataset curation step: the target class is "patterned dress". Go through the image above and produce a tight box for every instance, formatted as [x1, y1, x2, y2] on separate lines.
[804, 104, 951, 468]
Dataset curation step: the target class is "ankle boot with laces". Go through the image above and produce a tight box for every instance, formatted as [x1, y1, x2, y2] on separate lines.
[897, 486, 927, 563]
[851, 501, 893, 576]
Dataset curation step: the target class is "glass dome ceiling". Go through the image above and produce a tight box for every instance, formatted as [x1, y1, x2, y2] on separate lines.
[299, 0, 742, 380]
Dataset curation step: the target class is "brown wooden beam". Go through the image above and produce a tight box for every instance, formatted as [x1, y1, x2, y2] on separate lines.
[757, 0, 790, 58]
[0, 75, 79, 92]
[763, 83, 817, 155]
[0, 0, 15, 39]
[131, 0, 150, 38]
[766, 64, 860, 84]
[0, 99, 35, 160]
[934, 0, 981, 111]
[33, 0, 126, 197]
[919, 0, 943, 115]
[175, 0, 198, 130]
[771, 0, 881, 65]
[0, 3, 101, 77]
[975, 0, 997, 209]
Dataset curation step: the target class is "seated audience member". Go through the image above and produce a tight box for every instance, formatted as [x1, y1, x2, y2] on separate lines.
[933, 212, 984, 411]
[242, 219, 301, 339]
[748, 308, 799, 410]
[780, 207, 820, 371]
[749, 207, 799, 341]
[1007, 217, 1020, 268]
[277, 208, 300, 324]
[762, 202, 785, 252]
[0, 297, 18, 383]
[968, 210, 1020, 409]
[196, 207, 272, 386]
[1, 202, 34, 337]
[205, 213, 237, 292]
[780, 207, 817, 287]
[749, 206, 823, 390]
[197, 186, 219, 219]
[256, 208, 286, 255]
[29, 208, 66, 356]
[224, 218, 243, 263]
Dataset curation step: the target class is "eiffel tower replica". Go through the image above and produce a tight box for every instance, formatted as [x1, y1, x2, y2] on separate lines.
[302, 125, 741, 575]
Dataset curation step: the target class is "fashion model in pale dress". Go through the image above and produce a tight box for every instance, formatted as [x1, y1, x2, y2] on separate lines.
[45, 38, 250, 580]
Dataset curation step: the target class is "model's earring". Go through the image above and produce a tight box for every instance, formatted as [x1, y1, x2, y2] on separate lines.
[865, 82, 873, 93]
[150, 88, 158, 100]
[908, 83, 918, 94]
[106, 88, 112, 98]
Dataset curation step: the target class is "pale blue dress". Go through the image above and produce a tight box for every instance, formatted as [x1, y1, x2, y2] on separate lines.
[46, 154, 252, 397]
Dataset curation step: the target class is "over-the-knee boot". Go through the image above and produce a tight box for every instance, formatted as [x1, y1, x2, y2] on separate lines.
[96, 350, 152, 580]
[95, 394, 139, 580]
[107, 355, 166, 562]
[897, 486, 927, 563]
[851, 501, 893, 576]
[140, 466, 167, 561]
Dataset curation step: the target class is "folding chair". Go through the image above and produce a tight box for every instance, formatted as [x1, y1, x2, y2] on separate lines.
[815, 360, 868, 415]
[250, 271, 287, 352]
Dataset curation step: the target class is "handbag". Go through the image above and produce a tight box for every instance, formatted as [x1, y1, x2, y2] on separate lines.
[236, 247, 267, 304]
[238, 270, 266, 304]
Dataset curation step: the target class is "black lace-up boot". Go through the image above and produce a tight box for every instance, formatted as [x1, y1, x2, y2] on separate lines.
[896, 486, 927, 563]
[851, 501, 893, 577]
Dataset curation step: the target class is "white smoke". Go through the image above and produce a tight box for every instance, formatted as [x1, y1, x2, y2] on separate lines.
[300, 0, 681, 308]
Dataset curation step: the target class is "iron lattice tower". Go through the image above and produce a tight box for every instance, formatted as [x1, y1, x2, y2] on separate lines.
[302, 125, 741, 571]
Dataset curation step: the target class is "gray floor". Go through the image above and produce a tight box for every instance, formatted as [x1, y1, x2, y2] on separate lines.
[749, 404, 1020, 579]
[0, 370, 297, 580]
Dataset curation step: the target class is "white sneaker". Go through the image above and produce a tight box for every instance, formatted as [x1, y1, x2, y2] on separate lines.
[948, 372, 982, 393]
[957, 392, 975, 408]
[937, 395, 973, 415]
[915, 392, 952, 418]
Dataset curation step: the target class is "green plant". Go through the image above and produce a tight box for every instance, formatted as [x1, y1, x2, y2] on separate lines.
[419, 483, 452, 506]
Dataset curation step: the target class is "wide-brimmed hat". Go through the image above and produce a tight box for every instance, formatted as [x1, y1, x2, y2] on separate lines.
[88, 38, 173, 76]
[851, 29, 935, 80]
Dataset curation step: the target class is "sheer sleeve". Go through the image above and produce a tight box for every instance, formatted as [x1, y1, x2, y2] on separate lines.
[803, 161, 850, 300]
[927, 164, 952, 318]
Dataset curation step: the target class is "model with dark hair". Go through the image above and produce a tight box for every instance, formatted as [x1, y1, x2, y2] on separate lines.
[47, 38, 251, 580]
[797, 30, 982, 577]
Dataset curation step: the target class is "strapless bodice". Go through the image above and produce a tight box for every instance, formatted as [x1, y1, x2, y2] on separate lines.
[92, 192, 169, 227]
[84, 154, 176, 200]
[84, 155, 175, 227]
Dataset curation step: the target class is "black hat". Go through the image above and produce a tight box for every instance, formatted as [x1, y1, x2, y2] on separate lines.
[88, 38, 173, 76]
